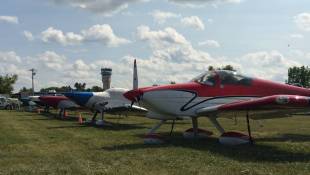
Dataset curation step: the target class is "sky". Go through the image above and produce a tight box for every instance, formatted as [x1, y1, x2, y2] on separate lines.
[0, 0, 310, 92]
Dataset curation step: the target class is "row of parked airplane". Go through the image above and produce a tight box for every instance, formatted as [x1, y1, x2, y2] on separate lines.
[26, 60, 310, 146]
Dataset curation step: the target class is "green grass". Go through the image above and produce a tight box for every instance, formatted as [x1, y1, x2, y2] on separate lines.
[0, 110, 309, 175]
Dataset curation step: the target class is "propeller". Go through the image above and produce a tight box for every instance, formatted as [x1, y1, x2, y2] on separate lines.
[133, 59, 138, 90]
[129, 59, 141, 107]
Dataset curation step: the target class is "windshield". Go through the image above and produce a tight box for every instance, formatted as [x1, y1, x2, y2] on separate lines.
[217, 70, 252, 86]
[192, 70, 252, 86]
[191, 71, 217, 86]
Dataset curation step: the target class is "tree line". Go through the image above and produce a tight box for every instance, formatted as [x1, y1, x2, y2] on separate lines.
[20, 82, 104, 93]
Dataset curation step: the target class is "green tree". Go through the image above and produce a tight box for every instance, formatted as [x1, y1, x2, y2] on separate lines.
[221, 65, 236, 71]
[19, 86, 32, 93]
[208, 65, 236, 71]
[208, 66, 214, 71]
[0, 74, 18, 94]
[87, 86, 104, 92]
[74, 82, 86, 91]
[40, 86, 73, 93]
[287, 66, 310, 87]
[58, 86, 73, 92]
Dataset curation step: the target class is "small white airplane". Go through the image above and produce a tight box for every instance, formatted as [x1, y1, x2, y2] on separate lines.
[64, 88, 147, 125]
[124, 60, 310, 145]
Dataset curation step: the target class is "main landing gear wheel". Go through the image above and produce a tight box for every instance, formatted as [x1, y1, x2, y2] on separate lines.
[219, 110, 254, 146]
[183, 128, 213, 139]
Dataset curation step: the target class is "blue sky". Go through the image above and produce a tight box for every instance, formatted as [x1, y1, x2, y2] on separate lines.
[0, 0, 310, 92]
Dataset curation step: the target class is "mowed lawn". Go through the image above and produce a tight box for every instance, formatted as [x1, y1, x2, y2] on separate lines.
[0, 110, 309, 175]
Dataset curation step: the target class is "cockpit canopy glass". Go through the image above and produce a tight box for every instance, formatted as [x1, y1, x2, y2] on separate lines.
[191, 71, 217, 86]
[192, 70, 252, 86]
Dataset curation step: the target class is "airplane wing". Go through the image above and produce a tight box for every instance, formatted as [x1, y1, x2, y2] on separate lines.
[94, 101, 147, 116]
[196, 95, 310, 120]
[57, 100, 80, 109]
[104, 105, 148, 116]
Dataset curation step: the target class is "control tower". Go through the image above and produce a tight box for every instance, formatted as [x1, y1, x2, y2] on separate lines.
[101, 68, 112, 91]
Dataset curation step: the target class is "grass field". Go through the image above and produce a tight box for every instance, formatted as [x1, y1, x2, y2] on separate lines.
[0, 110, 309, 175]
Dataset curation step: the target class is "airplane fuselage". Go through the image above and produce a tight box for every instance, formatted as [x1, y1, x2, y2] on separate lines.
[124, 71, 310, 119]
[66, 88, 132, 112]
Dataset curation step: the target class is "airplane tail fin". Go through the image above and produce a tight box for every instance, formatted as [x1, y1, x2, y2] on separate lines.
[133, 59, 138, 90]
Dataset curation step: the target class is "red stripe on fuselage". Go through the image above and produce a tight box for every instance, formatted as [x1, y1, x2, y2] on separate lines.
[39, 96, 69, 108]
[138, 78, 310, 97]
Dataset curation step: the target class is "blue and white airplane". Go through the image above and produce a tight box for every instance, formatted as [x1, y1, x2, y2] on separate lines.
[64, 88, 147, 125]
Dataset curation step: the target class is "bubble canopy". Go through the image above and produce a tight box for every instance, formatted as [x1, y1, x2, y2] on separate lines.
[191, 70, 253, 86]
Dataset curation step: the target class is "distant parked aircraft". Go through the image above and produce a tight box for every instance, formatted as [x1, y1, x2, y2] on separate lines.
[64, 88, 147, 125]
[39, 96, 79, 118]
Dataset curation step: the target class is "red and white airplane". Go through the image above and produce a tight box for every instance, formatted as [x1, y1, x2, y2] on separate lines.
[124, 60, 310, 145]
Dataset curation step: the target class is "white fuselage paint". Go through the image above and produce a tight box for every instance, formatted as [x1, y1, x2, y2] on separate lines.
[140, 90, 255, 119]
[85, 88, 132, 111]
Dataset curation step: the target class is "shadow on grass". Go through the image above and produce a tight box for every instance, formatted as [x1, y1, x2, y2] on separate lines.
[101, 132, 310, 163]
[47, 122, 147, 131]
[256, 134, 310, 142]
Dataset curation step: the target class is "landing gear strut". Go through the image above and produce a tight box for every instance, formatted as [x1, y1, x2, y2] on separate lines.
[58, 109, 65, 119]
[246, 111, 254, 145]
[144, 120, 166, 144]
[183, 117, 213, 139]
[169, 120, 175, 136]
[91, 111, 98, 123]
[192, 117, 198, 137]
[147, 120, 166, 135]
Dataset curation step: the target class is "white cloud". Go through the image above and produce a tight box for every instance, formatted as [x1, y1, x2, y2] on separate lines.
[134, 26, 220, 84]
[207, 18, 214, 23]
[0, 16, 18, 24]
[38, 51, 66, 70]
[290, 33, 304, 39]
[134, 26, 301, 85]
[150, 10, 179, 24]
[181, 16, 205, 30]
[169, 0, 242, 7]
[81, 24, 130, 46]
[41, 25, 130, 47]
[137, 25, 189, 48]
[198, 40, 220, 48]
[52, 0, 145, 16]
[237, 51, 300, 82]
[23, 31, 34, 41]
[0, 51, 21, 63]
[294, 13, 310, 31]
[41, 27, 83, 45]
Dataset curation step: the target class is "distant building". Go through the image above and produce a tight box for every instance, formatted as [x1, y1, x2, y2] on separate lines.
[101, 68, 112, 91]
